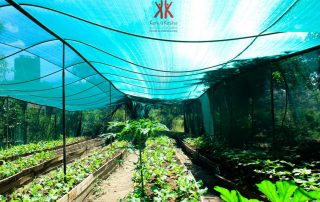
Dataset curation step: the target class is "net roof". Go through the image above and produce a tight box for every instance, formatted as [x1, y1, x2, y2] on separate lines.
[0, 0, 320, 110]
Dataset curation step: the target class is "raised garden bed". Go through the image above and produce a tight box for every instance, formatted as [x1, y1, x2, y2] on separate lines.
[0, 141, 129, 201]
[58, 150, 125, 202]
[177, 138, 264, 200]
[0, 138, 104, 194]
[124, 136, 206, 201]
[177, 137, 320, 200]
[0, 137, 88, 164]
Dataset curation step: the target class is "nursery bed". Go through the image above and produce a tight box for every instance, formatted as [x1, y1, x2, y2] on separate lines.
[0, 138, 104, 194]
[0, 137, 88, 163]
[124, 136, 207, 201]
[0, 141, 129, 201]
[177, 138, 264, 200]
[58, 150, 126, 202]
[87, 152, 138, 202]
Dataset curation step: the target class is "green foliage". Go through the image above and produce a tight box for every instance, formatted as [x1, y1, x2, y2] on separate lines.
[111, 108, 126, 122]
[251, 161, 320, 191]
[298, 109, 320, 141]
[1, 140, 129, 201]
[215, 180, 320, 202]
[257, 180, 320, 202]
[99, 133, 117, 142]
[171, 117, 184, 132]
[106, 119, 169, 145]
[272, 71, 283, 85]
[125, 136, 206, 201]
[0, 136, 86, 160]
[214, 186, 260, 202]
[184, 137, 206, 149]
[147, 104, 184, 131]
[184, 136, 267, 161]
[183, 137, 320, 191]
[0, 151, 56, 180]
[184, 136, 225, 153]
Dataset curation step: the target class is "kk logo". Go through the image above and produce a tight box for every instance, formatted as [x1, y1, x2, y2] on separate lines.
[154, 0, 174, 19]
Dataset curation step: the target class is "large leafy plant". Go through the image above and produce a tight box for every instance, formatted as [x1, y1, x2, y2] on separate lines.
[102, 119, 169, 197]
[214, 180, 320, 202]
[214, 186, 260, 202]
[105, 119, 169, 144]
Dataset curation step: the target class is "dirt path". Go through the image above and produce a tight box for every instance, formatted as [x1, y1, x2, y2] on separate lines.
[86, 152, 138, 202]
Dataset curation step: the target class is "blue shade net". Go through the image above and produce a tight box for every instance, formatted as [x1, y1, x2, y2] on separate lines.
[1, 0, 320, 110]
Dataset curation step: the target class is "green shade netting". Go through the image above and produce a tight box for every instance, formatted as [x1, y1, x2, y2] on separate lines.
[0, 0, 320, 110]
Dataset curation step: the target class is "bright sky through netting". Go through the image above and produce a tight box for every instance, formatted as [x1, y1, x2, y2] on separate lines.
[1, 0, 320, 110]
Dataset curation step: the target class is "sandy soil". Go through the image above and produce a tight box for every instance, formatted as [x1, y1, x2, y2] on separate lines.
[86, 152, 138, 202]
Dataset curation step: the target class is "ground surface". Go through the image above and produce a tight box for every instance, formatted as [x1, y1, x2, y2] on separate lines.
[86, 152, 138, 202]
[86, 148, 220, 202]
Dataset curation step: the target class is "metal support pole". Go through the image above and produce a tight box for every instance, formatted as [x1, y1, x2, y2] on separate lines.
[124, 105, 127, 121]
[109, 84, 112, 110]
[62, 43, 67, 183]
[109, 84, 113, 143]
[270, 69, 276, 157]
[6, 97, 9, 148]
[139, 145, 145, 197]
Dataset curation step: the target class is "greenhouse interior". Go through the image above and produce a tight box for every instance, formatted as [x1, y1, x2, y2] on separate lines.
[0, 0, 319, 201]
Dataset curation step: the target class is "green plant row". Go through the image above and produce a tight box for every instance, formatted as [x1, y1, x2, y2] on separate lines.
[247, 160, 320, 191]
[183, 137, 320, 191]
[0, 151, 56, 180]
[184, 137, 207, 150]
[0, 137, 87, 160]
[0, 140, 129, 202]
[125, 136, 207, 201]
[184, 136, 268, 161]
[215, 180, 320, 202]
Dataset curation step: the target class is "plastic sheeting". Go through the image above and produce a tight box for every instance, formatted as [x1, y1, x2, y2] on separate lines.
[1, 0, 320, 110]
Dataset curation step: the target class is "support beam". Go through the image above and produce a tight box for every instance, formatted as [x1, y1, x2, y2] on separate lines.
[110, 84, 112, 110]
[62, 42, 67, 182]
[6, 97, 9, 148]
[270, 68, 276, 157]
